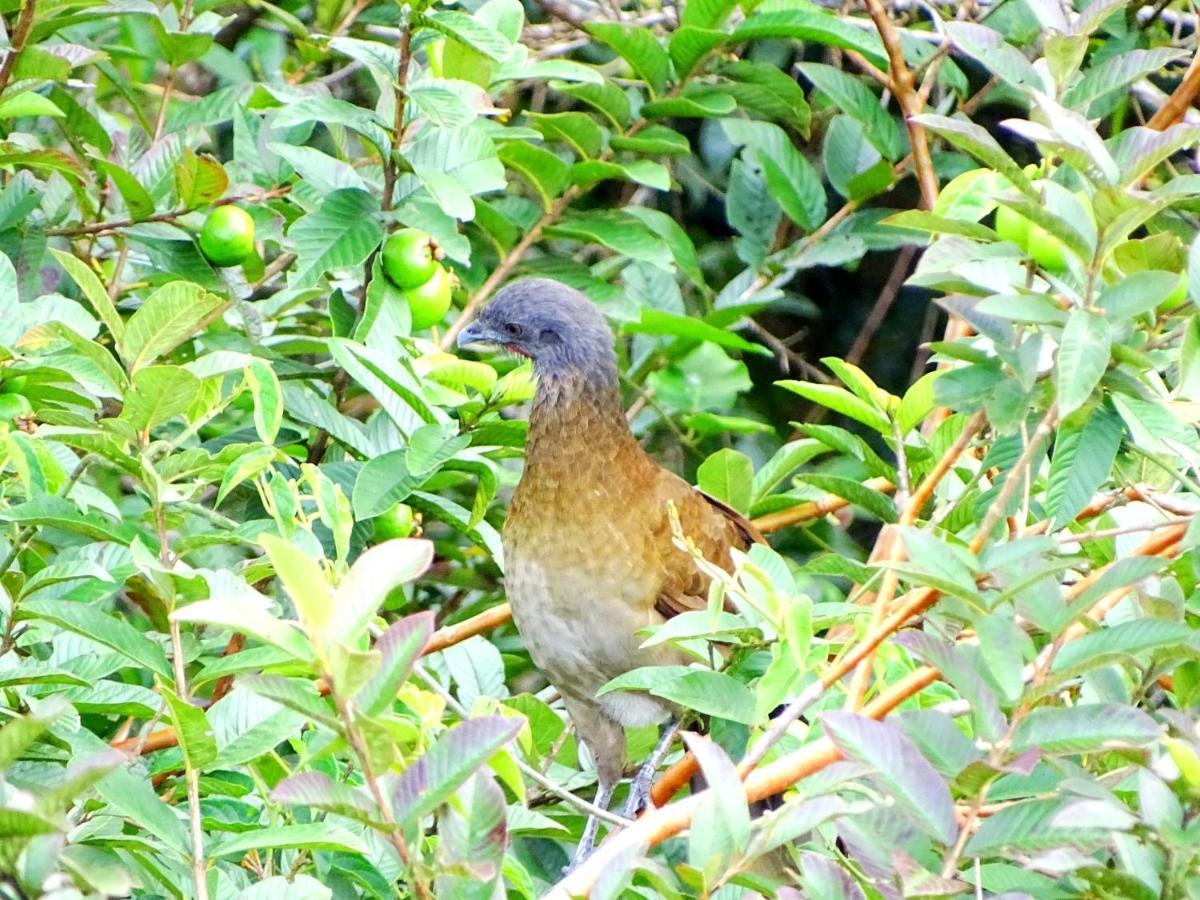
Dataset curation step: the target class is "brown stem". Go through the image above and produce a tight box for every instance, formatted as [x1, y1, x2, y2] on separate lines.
[380, 26, 414, 212]
[0, 0, 37, 98]
[332, 691, 430, 899]
[861, 0, 938, 210]
[844, 409, 987, 709]
[46, 186, 291, 237]
[1148, 49, 1200, 130]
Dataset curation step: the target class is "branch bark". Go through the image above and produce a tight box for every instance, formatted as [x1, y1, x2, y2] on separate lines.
[0, 0, 38, 98]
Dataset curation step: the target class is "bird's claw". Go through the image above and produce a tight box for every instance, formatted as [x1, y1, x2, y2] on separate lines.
[622, 767, 656, 819]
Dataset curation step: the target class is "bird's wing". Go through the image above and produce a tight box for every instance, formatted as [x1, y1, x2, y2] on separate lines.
[651, 475, 763, 619]
[695, 488, 766, 550]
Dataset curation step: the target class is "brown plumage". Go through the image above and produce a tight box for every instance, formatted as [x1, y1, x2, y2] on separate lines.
[457, 278, 759, 861]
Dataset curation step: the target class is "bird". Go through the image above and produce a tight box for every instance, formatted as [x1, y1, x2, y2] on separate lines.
[456, 278, 761, 865]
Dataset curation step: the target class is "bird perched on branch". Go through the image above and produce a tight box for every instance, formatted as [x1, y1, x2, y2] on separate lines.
[457, 278, 761, 864]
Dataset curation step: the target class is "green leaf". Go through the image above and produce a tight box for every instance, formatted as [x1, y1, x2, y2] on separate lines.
[1096, 271, 1181, 322]
[245, 359, 283, 444]
[49, 249, 125, 342]
[1180, 315, 1200, 400]
[722, 119, 825, 230]
[93, 159, 154, 220]
[423, 10, 513, 61]
[175, 150, 229, 209]
[793, 473, 897, 523]
[162, 685, 218, 770]
[356, 612, 435, 716]
[76, 733, 191, 855]
[1056, 309, 1111, 418]
[391, 716, 523, 825]
[685, 733, 750, 881]
[118, 365, 201, 433]
[799, 62, 904, 161]
[680, 0, 737, 29]
[585, 22, 671, 95]
[288, 188, 384, 290]
[20, 599, 171, 680]
[965, 798, 1106, 855]
[822, 711, 957, 844]
[212, 823, 369, 858]
[723, 60, 812, 136]
[1011, 704, 1161, 754]
[259, 534, 334, 646]
[731, 8, 887, 69]
[0, 91, 65, 119]
[609, 125, 690, 156]
[697, 448, 754, 514]
[0, 698, 68, 768]
[668, 27, 727, 78]
[173, 593, 314, 663]
[1064, 48, 1187, 112]
[777, 380, 891, 434]
[332, 539, 433, 643]
[526, 112, 605, 159]
[547, 212, 674, 271]
[911, 114, 1034, 195]
[120, 282, 225, 372]
[570, 159, 670, 191]
[642, 88, 737, 118]
[1045, 404, 1123, 528]
[553, 80, 630, 129]
[599, 666, 759, 725]
[0, 496, 137, 543]
[498, 141, 569, 211]
[625, 309, 768, 357]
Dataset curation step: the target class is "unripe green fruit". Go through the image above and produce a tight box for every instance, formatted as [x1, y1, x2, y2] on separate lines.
[0, 393, 33, 421]
[374, 503, 416, 541]
[1028, 224, 1068, 272]
[382, 228, 439, 289]
[404, 265, 453, 329]
[1162, 272, 1189, 311]
[200, 205, 256, 267]
[995, 204, 1030, 250]
[2, 375, 28, 395]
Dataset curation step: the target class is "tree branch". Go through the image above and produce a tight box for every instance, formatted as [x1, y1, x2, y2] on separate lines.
[861, 0, 939, 210]
[0, 0, 38, 98]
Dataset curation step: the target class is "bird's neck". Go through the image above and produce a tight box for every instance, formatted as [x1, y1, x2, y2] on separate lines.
[525, 366, 640, 467]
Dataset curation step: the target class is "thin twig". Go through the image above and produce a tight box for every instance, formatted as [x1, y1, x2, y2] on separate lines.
[0, 0, 38, 97]
[844, 409, 987, 709]
[861, 0, 939, 209]
[413, 666, 632, 828]
[46, 186, 292, 237]
[845, 245, 918, 366]
[381, 26, 414, 212]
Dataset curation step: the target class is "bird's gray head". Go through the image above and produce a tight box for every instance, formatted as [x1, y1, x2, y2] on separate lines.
[456, 278, 617, 381]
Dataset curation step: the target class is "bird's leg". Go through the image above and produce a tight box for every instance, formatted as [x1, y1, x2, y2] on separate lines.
[570, 781, 613, 871]
[622, 716, 679, 820]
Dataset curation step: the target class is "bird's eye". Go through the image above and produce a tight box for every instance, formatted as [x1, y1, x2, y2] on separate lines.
[504, 322, 523, 338]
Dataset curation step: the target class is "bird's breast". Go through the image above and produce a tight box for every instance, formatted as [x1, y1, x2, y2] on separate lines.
[502, 395, 680, 708]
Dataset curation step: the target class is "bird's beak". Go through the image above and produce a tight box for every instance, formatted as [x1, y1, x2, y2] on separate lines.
[455, 320, 490, 350]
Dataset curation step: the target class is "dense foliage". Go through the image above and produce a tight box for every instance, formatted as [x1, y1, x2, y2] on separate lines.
[1, 0, 1199, 896]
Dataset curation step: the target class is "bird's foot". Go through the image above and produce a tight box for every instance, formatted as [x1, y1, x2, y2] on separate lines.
[566, 815, 601, 872]
[622, 716, 680, 820]
[565, 782, 614, 873]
